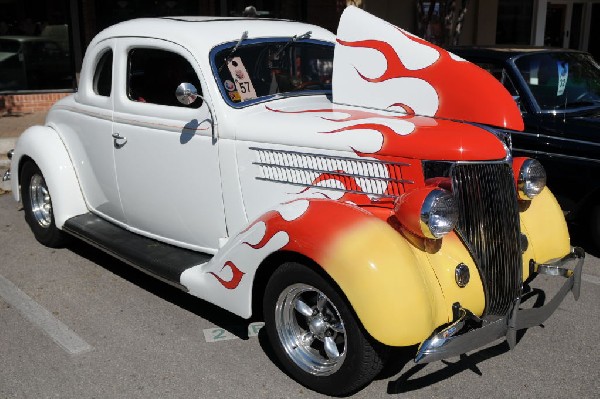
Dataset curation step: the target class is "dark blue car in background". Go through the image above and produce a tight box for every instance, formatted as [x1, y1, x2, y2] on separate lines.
[450, 47, 600, 252]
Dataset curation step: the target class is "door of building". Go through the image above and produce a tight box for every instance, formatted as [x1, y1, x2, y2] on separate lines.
[544, 1, 585, 49]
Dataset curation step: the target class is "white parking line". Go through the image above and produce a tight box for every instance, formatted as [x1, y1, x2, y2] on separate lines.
[582, 273, 600, 285]
[0, 274, 93, 355]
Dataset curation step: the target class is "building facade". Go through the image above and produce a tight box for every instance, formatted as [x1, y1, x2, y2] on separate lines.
[0, 0, 598, 112]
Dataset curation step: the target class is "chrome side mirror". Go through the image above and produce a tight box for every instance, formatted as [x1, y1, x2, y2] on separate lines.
[176, 82, 217, 142]
[176, 82, 200, 105]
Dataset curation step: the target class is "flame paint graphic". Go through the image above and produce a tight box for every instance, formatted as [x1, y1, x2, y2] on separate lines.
[336, 30, 523, 130]
[209, 261, 245, 289]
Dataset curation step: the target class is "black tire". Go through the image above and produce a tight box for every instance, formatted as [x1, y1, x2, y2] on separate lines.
[20, 161, 67, 248]
[263, 262, 386, 396]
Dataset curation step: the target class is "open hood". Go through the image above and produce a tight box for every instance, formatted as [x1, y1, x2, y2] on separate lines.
[332, 6, 524, 131]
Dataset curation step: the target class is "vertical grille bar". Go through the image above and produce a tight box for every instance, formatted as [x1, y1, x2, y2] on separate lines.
[452, 163, 522, 316]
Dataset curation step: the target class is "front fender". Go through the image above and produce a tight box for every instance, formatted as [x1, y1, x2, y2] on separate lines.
[520, 187, 571, 280]
[11, 125, 87, 228]
[181, 198, 481, 347]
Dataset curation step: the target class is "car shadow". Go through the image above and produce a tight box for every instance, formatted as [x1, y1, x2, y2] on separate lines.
[66, 239, 258, 339]
[385, 284, 547, 394]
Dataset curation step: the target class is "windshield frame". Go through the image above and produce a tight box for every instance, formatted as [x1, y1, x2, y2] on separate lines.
[508, 50, 600, 115]
[209, 37, 334, 108]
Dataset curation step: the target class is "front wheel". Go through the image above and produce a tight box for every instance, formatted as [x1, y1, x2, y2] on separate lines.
[20, 161, 66, 248]
[263, 262, 386, 396]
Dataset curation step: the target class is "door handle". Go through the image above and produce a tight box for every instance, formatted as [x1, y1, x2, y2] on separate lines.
[112, 132, 127, 148]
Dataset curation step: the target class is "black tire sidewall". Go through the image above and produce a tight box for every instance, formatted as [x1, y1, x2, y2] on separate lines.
[263, 262, 384, 396]
[20, 161, 65, 247]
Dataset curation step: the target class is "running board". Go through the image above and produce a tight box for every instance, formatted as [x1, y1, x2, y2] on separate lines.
[63, 213, 213, 290]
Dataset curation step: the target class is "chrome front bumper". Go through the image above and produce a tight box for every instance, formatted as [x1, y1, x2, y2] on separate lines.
[415, 246, 584, 364]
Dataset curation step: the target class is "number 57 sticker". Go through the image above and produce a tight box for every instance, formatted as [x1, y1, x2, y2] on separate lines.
[227, 57, 257, 101]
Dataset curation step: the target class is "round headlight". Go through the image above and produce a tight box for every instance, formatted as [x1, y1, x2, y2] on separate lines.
[518, 159, 546, 200]
[420, 189, 459, 239]
[395, 188, 459, 239]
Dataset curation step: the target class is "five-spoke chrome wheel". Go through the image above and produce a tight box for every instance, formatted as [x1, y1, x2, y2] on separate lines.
[275, 283, 347, 376]
[264, 262, 387, 396]
[29, 173, 52, 228]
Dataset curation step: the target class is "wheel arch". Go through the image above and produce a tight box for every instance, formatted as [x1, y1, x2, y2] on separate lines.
[251, 250, 344, 321]
[11, 125, 87, 229]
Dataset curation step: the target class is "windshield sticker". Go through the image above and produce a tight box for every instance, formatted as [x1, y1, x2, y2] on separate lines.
[224, 80, 236, 92]
[557, 61, 568, 96]
[228, 90, 241, 102]
[227, 57, 257, 101]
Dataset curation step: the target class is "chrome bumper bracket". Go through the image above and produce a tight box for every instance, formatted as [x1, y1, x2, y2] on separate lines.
[415, 246, 584, 364]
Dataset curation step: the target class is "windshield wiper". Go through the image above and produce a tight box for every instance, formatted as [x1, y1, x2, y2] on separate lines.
[219, 31, 248, 72]
[273, 30, 312, 60]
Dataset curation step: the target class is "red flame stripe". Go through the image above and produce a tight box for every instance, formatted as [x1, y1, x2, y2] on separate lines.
[209, 261, 245, 290]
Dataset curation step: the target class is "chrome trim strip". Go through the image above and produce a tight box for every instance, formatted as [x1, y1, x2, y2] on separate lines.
[415, 247, 584, 364]
[514, 148, 600, 164]
[511, 131, 600, 148]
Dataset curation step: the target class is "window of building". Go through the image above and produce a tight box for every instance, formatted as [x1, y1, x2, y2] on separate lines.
[0, 0, 75, 93]
[93, 50, 113, 97]
[496, 0, 534, 45]
[127, 48, 202, 108]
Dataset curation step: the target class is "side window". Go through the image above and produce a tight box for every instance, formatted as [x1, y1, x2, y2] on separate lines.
[127, 48, 202, 108]
[93, 49, 113, 97]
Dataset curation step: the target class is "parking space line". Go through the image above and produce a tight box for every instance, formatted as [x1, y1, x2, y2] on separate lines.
[582, 273, 600, 285]
[0, 274, 93, 355]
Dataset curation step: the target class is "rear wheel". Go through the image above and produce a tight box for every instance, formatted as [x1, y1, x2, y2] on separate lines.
[263, 262, 386, 396]
[20, 161, 66, 247]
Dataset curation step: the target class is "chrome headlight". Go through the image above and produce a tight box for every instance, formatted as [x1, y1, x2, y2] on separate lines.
[420, 190, 459, 239]
[517, 158, 546, 200]
[395, 188, 459, 239]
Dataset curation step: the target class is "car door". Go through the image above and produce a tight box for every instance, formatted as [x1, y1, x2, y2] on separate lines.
[62, 40, 126, 223]
[112, 38, 226, 252]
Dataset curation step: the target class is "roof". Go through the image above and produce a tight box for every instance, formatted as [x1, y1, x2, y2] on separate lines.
[89, 17, 335, 56]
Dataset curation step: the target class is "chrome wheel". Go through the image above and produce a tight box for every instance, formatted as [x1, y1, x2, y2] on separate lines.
[275, 283, 347, 376]
[29, 174, 52, 228]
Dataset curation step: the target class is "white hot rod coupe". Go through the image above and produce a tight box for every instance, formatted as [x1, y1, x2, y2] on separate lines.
[6, 6, 584, 396]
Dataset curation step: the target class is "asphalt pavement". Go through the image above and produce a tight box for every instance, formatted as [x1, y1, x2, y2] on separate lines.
[0, 192, 599, 398]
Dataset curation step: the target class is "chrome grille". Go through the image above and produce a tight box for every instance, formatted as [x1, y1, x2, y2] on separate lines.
[451, 163, 522, 316]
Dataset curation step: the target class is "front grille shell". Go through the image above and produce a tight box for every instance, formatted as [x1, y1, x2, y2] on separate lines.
[425, 161, 523, 316]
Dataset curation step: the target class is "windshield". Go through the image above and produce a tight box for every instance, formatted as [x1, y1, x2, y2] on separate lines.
[212, 40, 333, 106]
[514, 52, 600, 111]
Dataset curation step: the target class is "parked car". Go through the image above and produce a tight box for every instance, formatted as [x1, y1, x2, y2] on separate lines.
[449, 46, 600, 251]
[6, 7, 583, 396]
[0, 35, 73, 91]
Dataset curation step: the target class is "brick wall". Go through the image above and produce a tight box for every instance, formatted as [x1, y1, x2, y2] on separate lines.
[0, 93, 72, 115]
